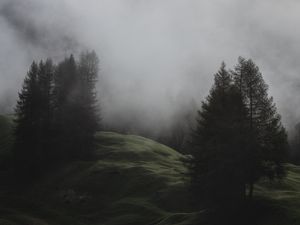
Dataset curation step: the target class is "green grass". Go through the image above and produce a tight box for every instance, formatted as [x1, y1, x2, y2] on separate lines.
[252, 164, 300, 225]
[1, 117, 300, 224]
[0, 129, 199, 225]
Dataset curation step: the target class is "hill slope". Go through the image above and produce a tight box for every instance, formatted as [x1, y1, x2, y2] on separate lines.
[1, 117, 300, 224]
[0, 131, 201, 225]
[253, 164, 300, 225]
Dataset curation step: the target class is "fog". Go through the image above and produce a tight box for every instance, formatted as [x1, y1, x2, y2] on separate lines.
[1, 0, 300, 135]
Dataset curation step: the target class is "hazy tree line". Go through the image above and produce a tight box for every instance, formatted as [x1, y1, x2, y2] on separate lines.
[189, 57, 288, 212]
[10, 52, 289, 218]
[14, 51, 100, 181]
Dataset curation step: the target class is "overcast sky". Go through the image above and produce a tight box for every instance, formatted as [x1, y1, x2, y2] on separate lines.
[0, 0, 300, 133]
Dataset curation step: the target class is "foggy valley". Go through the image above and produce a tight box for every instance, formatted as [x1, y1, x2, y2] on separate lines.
[1, 1, 300, 225]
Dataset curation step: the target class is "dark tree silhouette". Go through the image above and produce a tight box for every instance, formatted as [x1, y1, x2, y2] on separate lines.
[53, 52, 100, 160]
[232, 57, 288, 198]
[190, 59, 288, 211]
[53, 55, 79, 160]
[37, 59, 55, 162]
[14, 51, 100, 181]
[14, 62, 42, 179]
[190, 62, 248, 208]
[76, 51, 100, 157]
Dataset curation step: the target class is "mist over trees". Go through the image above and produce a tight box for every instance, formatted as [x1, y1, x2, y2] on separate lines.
[0, 1, 300, 224]
[6, 52, 292, 225]
[233, 57, 288, 196]
[190, 58, 288, 210]
[13, 51, 100, 179]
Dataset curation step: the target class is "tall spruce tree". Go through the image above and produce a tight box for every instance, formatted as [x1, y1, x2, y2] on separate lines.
[37, 59, 55, 163]
[14, 51, 100, 180]
[14, 62, 41, 179]
[53, 52, 100, 159]
[190, 63, 248, 207]
[76, 51, 100, 157]
[14, 60, 55, 179]
[53, 55, 79, 159]
[232, 57, 288, 197]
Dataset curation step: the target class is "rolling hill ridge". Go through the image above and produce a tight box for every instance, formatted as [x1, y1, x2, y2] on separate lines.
[0, 115, 300, 225]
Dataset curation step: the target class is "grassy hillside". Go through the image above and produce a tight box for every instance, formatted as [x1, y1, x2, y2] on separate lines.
[253, 164, 300, 225]
[1, 117, 300, 224]
[0, 131, 202, 225]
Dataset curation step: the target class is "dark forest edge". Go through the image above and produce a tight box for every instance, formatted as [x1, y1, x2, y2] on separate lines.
[0, 52, 299, 225]
[14, 51, 99, 181]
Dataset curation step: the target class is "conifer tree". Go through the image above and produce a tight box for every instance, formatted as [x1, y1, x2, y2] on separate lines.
[37, 59, 55, 162]
[14, 51, 101, 180]
[232, 57, 288, 197]
[53, 55, 79, 160]
[190, 59, 287, 207]
[53, 52, 100, 159]
[14, 60, 55, 179]
[190, 63, 248, 207]
[76, 51, 100, 157]
[14, 62, 41, 179]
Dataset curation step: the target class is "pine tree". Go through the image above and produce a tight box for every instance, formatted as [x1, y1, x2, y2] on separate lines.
[190, 63, 248, 207]
[232, 57, 288, 198]
[76, 51, 100, 157]
[53, 55, 79, 160]
[53, 52, 100, 159]
[14, 62, 41, 179]
[37, 59, 55, 162]
[14, 59, 56, 180]
[14, 51, 101, 180]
